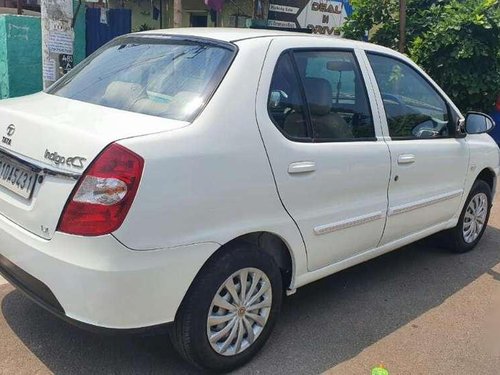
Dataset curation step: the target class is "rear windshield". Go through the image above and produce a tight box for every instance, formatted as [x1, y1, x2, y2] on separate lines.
[48, 36, 236, 122]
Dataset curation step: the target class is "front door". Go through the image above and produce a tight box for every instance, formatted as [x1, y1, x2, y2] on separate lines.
[366, 52, 469, 245]
[256, 39, 391, 271]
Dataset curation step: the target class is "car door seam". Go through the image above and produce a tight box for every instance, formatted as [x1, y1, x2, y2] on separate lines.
[357, 49, 393, 248]
[253, 38, 309, 268]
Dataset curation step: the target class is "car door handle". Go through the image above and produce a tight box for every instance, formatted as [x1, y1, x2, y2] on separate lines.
[288, 161, 316, 174]
[397, 154, 416, 165]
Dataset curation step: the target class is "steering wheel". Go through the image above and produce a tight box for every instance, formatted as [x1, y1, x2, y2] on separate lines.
[411, 117, 450, 138]
[381, 93, 404, 106]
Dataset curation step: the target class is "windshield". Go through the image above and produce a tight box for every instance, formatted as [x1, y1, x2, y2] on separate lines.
[48, 36, 236, 122]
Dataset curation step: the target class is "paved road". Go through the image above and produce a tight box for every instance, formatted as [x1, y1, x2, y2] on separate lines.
[1, 185, 499, 375]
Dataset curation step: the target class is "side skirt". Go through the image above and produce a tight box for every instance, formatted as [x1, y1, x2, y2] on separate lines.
[293, 219, 455, 289]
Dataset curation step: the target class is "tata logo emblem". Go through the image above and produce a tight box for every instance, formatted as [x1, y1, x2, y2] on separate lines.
[2, 124, 15, 146]
[6, 124, 15, 136]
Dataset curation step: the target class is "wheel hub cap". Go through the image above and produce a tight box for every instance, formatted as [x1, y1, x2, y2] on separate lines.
[237, 306, 246, 317]
[206, 267, 272, 356]
[462, 192, 488, 244]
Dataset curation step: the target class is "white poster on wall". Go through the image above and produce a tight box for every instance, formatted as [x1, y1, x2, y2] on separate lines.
[42, 58, 56, 82]
[41, 0, 74, 89]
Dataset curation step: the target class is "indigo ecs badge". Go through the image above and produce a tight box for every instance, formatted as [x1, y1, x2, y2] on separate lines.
[44, 149, 87, 169]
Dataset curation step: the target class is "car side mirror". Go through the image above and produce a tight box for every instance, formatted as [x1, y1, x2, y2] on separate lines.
[465, 112, 495, 134]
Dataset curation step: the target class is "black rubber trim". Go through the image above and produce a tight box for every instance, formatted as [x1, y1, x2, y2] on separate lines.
[0, 253, 64, 313]
[0, 253, 171, 335]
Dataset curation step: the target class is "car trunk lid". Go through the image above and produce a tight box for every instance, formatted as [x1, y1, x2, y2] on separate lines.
[0, 92, 188, 239]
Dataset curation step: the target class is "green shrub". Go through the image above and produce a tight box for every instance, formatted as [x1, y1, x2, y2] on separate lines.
[343, 0, 500, 112]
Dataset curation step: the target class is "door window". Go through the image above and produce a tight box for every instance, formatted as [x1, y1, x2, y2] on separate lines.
[367, 53, 452, 139]
[293, 50, 375, 141]
[268, 54, 310, 139]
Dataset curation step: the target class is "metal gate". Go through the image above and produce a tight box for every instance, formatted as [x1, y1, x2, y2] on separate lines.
[86, 8, 132, 56]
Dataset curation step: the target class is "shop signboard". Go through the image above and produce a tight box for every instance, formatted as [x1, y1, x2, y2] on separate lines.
[268, 0, 353, 35]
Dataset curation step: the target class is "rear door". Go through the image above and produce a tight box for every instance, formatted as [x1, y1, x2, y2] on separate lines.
[365, 51, 469, 245]
[256, 37, 391, 271]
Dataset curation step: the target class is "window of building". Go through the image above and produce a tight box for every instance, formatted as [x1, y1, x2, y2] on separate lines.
[229, 14, 250, 28]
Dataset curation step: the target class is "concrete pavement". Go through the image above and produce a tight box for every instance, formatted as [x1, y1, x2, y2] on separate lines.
[0, 184, 499, 374]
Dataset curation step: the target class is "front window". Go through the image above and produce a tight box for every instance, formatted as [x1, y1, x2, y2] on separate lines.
[48, 36, 236, 122]
[367, 53, 451, 139]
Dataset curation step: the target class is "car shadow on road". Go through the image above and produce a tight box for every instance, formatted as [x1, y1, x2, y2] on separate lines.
[2, 227, 500, 375]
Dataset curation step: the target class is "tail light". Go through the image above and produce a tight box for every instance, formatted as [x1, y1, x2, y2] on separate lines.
[57, 143, 144, 236]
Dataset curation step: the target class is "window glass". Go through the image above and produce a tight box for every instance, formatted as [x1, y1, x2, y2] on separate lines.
[268, 54, 309, 139]
[367, 53, 451, 139]
[48, 36, 235, 122]
[293, 50, 375, 141]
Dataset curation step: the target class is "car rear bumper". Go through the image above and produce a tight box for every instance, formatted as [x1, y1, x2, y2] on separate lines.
[0, 213, 220, 330]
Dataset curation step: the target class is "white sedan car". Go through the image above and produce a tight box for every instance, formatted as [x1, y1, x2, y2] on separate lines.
[0, 29, 498, 371]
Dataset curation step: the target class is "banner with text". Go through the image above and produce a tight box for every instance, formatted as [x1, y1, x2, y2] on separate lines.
[267, 0, 353, 36]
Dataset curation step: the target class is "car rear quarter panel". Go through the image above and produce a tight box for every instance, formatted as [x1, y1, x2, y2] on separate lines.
[113, 38, 308, 280]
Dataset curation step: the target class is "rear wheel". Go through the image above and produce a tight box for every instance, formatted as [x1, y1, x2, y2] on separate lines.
[442, 180, 492, 253]
[171, 242, 283, 372]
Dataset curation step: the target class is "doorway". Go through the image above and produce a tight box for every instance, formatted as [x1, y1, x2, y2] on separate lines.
[190, 12, 208, 27]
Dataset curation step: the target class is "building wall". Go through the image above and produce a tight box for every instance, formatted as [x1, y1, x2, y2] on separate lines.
[106, 0, 259, 30]
[176, 0, 254, 27]
[73, 1, 85, 64]
[0, 14, 41, 99]
[180, 0, 212, 27]
[108, 0, 167, 31]
[220, 0, 254, 27]
[0, 0, 85, 99]
[0, 16, 8, 98]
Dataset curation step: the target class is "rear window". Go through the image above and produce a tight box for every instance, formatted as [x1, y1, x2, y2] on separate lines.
[48, 36, 236, 122]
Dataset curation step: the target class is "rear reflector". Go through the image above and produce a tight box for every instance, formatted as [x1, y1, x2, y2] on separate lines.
[57, 143, 144, 236]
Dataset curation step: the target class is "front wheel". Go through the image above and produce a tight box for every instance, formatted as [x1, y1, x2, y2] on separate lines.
[443, 180, 492, 253]
[171, 242, 283, 372]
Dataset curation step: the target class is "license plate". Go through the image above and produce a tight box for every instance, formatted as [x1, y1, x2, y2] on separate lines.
[0, 154, 38, 199]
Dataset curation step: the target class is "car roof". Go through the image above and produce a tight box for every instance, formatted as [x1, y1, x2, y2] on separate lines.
[138, 27, 312, 42]
[136, 27, 398, 55]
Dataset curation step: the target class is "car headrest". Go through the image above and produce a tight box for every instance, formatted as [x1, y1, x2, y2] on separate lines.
[130, 91, 201, 120]
[102, 81, 143, 110]
[303, 78, 332, 116]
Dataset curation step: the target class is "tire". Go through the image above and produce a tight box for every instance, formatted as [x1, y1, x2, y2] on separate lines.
[442, 180, 492, 253]
[170, 242, 283, 372]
